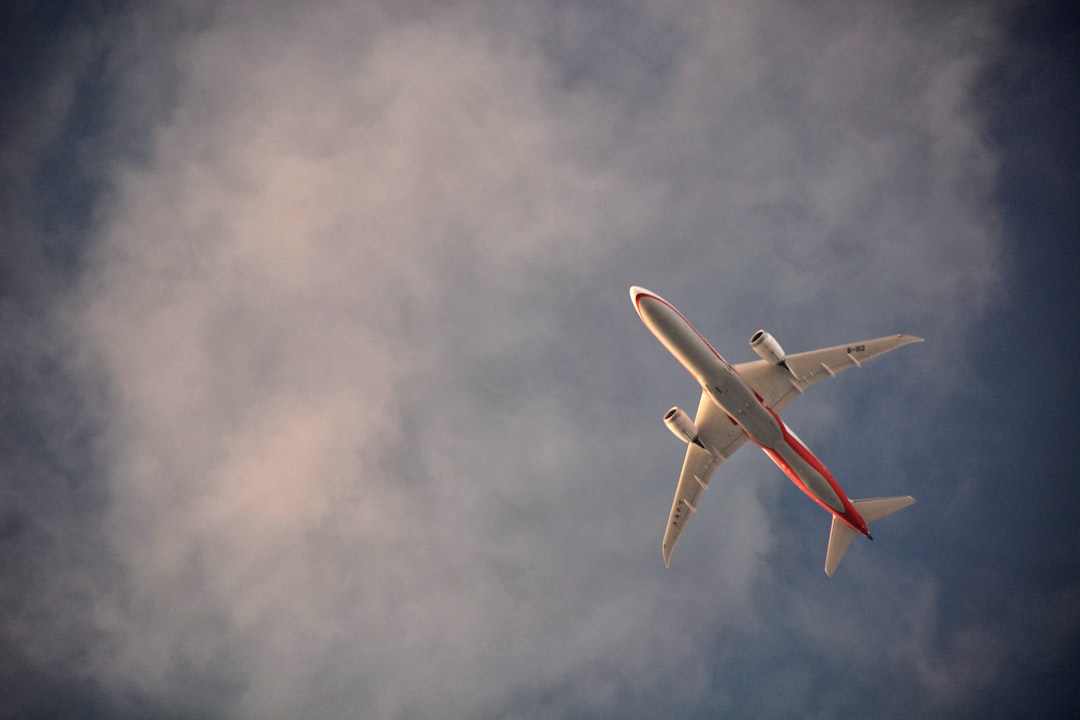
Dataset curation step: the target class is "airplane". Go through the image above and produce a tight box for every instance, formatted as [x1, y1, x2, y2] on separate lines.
[630, 286, 922, 576]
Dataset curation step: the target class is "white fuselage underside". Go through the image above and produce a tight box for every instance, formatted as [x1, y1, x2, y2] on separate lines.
[635, 291, 844, 512]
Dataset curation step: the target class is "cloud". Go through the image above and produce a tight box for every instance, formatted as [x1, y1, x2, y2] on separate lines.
[4, 1, 1013, 717]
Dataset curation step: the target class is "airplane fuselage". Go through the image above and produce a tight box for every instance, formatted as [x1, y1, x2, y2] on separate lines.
[632, 288, 870, 536]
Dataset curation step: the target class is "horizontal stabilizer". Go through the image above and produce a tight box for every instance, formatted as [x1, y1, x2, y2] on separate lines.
[853, 495, 916, 524]
[825, 516, 857, 577]
[825, 496, 915, 576]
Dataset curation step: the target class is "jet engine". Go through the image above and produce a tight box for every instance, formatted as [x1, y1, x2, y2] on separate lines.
[664, 407, 704, 448]
[750, 329, 786, 365]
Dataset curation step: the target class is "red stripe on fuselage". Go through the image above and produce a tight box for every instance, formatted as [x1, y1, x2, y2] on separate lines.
[636, 290, 868, 535]
[757, 407, 868, 535]
[633, 292, 735, 371]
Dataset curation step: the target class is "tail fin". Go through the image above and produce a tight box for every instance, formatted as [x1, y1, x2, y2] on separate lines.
[824, 496, 916, 577]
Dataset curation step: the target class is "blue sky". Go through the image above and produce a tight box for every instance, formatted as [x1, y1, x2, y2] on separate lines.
[2, 2, 1078, 718]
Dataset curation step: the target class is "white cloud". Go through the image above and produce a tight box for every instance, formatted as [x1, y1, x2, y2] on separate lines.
[13, 1, 1009, 717]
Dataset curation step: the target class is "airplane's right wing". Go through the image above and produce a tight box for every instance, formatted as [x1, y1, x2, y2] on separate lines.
[734, 334, 924, 413]
[663, 390, 748, 566]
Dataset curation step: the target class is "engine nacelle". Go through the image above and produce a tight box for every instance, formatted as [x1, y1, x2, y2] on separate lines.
[664, 407, 704, 448]
[750, 329, 786, 365]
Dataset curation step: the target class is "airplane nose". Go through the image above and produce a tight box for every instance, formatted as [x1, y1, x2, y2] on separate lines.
[629, 286, 657, 321]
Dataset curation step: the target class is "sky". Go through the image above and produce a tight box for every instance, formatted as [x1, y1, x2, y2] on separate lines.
[2, 1, 1078, 718]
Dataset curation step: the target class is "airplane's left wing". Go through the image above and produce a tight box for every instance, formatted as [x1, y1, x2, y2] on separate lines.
[663, 390, 748, 566]
[734, 334, 924, 413]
